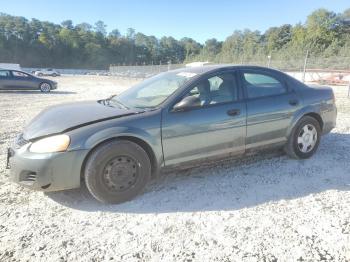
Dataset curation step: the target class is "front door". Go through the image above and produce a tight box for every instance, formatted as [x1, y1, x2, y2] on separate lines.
[10, 71, 36, 90]
[161, 71, 246, 166]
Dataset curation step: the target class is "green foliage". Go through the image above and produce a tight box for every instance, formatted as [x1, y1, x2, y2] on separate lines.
[0, 8, 349, 69]
[192, 8, 350, 69]
[94, 20, 107, 36]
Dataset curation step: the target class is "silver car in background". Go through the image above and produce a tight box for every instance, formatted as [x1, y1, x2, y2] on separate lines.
[34, 68, 60, 77]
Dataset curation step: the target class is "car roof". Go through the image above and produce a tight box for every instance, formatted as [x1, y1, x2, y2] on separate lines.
[169, 64, 284, 76]
[0, 69, 33, 75]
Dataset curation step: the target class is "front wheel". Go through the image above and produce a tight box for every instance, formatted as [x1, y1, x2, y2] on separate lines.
[285, 116, 321, 159]
[84, 140, 151, 204]
[39, 82, 51, 92]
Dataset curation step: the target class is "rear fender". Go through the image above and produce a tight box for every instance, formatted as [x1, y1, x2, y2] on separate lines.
[286, 105, 322, 138]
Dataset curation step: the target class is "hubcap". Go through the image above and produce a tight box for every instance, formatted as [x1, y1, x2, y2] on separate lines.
[41, 83, 50, 92]
[297, 124, 317, 153]
[102, 156, 139, 192]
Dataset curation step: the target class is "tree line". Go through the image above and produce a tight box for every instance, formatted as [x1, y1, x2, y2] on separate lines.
[0, 8, 349, 69]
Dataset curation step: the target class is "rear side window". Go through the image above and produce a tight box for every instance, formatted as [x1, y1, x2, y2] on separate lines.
[243, 72, 286, 98]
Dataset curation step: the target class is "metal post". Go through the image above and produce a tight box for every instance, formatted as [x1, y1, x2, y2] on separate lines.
[348, 81, 350, 98]
[267, 54, 271, 68]
[167, 61, 171, 71]
[302, 50, 309, 83]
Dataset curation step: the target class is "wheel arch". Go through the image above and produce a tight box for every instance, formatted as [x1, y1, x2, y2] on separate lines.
[303, 112, 324, 130]
[80, 135, 159, 181]
[287, 108, 324, 138]
[39, 81, 52, 88]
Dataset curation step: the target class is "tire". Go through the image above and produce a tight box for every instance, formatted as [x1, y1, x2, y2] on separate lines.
[52, 73, 57, 77]
[39, 82, 51, 92]
[38, 73, 43, 76]
[285, 116, 321, 159]
[84, 140, 151, 204]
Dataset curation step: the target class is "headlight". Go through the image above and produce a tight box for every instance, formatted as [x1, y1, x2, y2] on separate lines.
[29, 134, 70, 153]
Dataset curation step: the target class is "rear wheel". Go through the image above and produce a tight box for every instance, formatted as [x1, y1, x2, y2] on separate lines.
[84, 140, 151, 204]
[285, 116, 321, 159]
[39, 82, 51, 92]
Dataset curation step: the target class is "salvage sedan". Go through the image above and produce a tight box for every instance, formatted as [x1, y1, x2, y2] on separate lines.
[7, 65, 337, 203]
[0, 69, 57, 92]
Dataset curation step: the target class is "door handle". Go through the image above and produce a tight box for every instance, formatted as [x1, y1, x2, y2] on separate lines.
[289, 99, 299, 106]
[227, 109, 240, 116]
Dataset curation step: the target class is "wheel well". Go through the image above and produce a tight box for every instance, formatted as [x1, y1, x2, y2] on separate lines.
[39, 81, 51, 87]
[80, 136, 158, 180]
[304, 112, 324, 130]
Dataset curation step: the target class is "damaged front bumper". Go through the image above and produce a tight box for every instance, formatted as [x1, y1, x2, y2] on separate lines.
[7, 141, 88, 192]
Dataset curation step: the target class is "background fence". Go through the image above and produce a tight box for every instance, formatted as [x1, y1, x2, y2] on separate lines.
[18, 55, 350, 86]
[237, 56, 350, 71]
[22, 68, 109, 75]
[109, 56, 350, 85]
[109, 64, 184, 78]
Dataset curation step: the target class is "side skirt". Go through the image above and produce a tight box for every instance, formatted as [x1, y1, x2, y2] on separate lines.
[160, 142, 285, 175]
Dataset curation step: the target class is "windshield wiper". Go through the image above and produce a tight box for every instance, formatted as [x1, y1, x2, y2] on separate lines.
[100, 96, 156, 112]
[106, 94, 116, 101]
[105, 97, 129, 109]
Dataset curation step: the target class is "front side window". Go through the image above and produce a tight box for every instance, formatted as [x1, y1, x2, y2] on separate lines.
[12, 71, 29, 78]
[243, 72, 286, 98]
[184, 72, 238, 106]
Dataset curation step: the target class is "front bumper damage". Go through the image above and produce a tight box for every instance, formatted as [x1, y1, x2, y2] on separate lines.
[7, 139, 88, 192]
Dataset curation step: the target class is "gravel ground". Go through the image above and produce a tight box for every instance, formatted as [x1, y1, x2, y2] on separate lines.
[0, 75, 349, 261]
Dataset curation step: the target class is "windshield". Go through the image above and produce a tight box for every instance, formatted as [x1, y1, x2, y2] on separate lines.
[110, 71, 196, 109]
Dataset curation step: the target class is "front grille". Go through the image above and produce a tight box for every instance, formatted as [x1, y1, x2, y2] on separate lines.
[15, 134, 29, 149]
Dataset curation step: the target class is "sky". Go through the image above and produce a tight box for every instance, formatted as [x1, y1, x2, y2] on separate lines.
[1, 0, 349, 43]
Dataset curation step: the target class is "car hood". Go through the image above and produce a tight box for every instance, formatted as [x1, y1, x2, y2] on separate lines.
[23, 101, 140, 140]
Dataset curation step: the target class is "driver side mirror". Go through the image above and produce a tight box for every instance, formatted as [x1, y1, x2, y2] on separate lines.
[172, 96, 201, 112]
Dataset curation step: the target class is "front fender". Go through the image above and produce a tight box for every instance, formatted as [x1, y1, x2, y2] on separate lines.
[81, 125, 163, 177]
[66, 109, 163, 163]
[83, 126, 158, 150]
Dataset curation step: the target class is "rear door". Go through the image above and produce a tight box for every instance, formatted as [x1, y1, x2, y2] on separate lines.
[0, 70, 13, 89]
[161, 70, 246, 166]
[239, 69, 300, 150]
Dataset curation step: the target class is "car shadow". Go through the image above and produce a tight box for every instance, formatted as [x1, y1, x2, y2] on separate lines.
[46, 132, 350, 213]
[0, 90, 76, 95]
